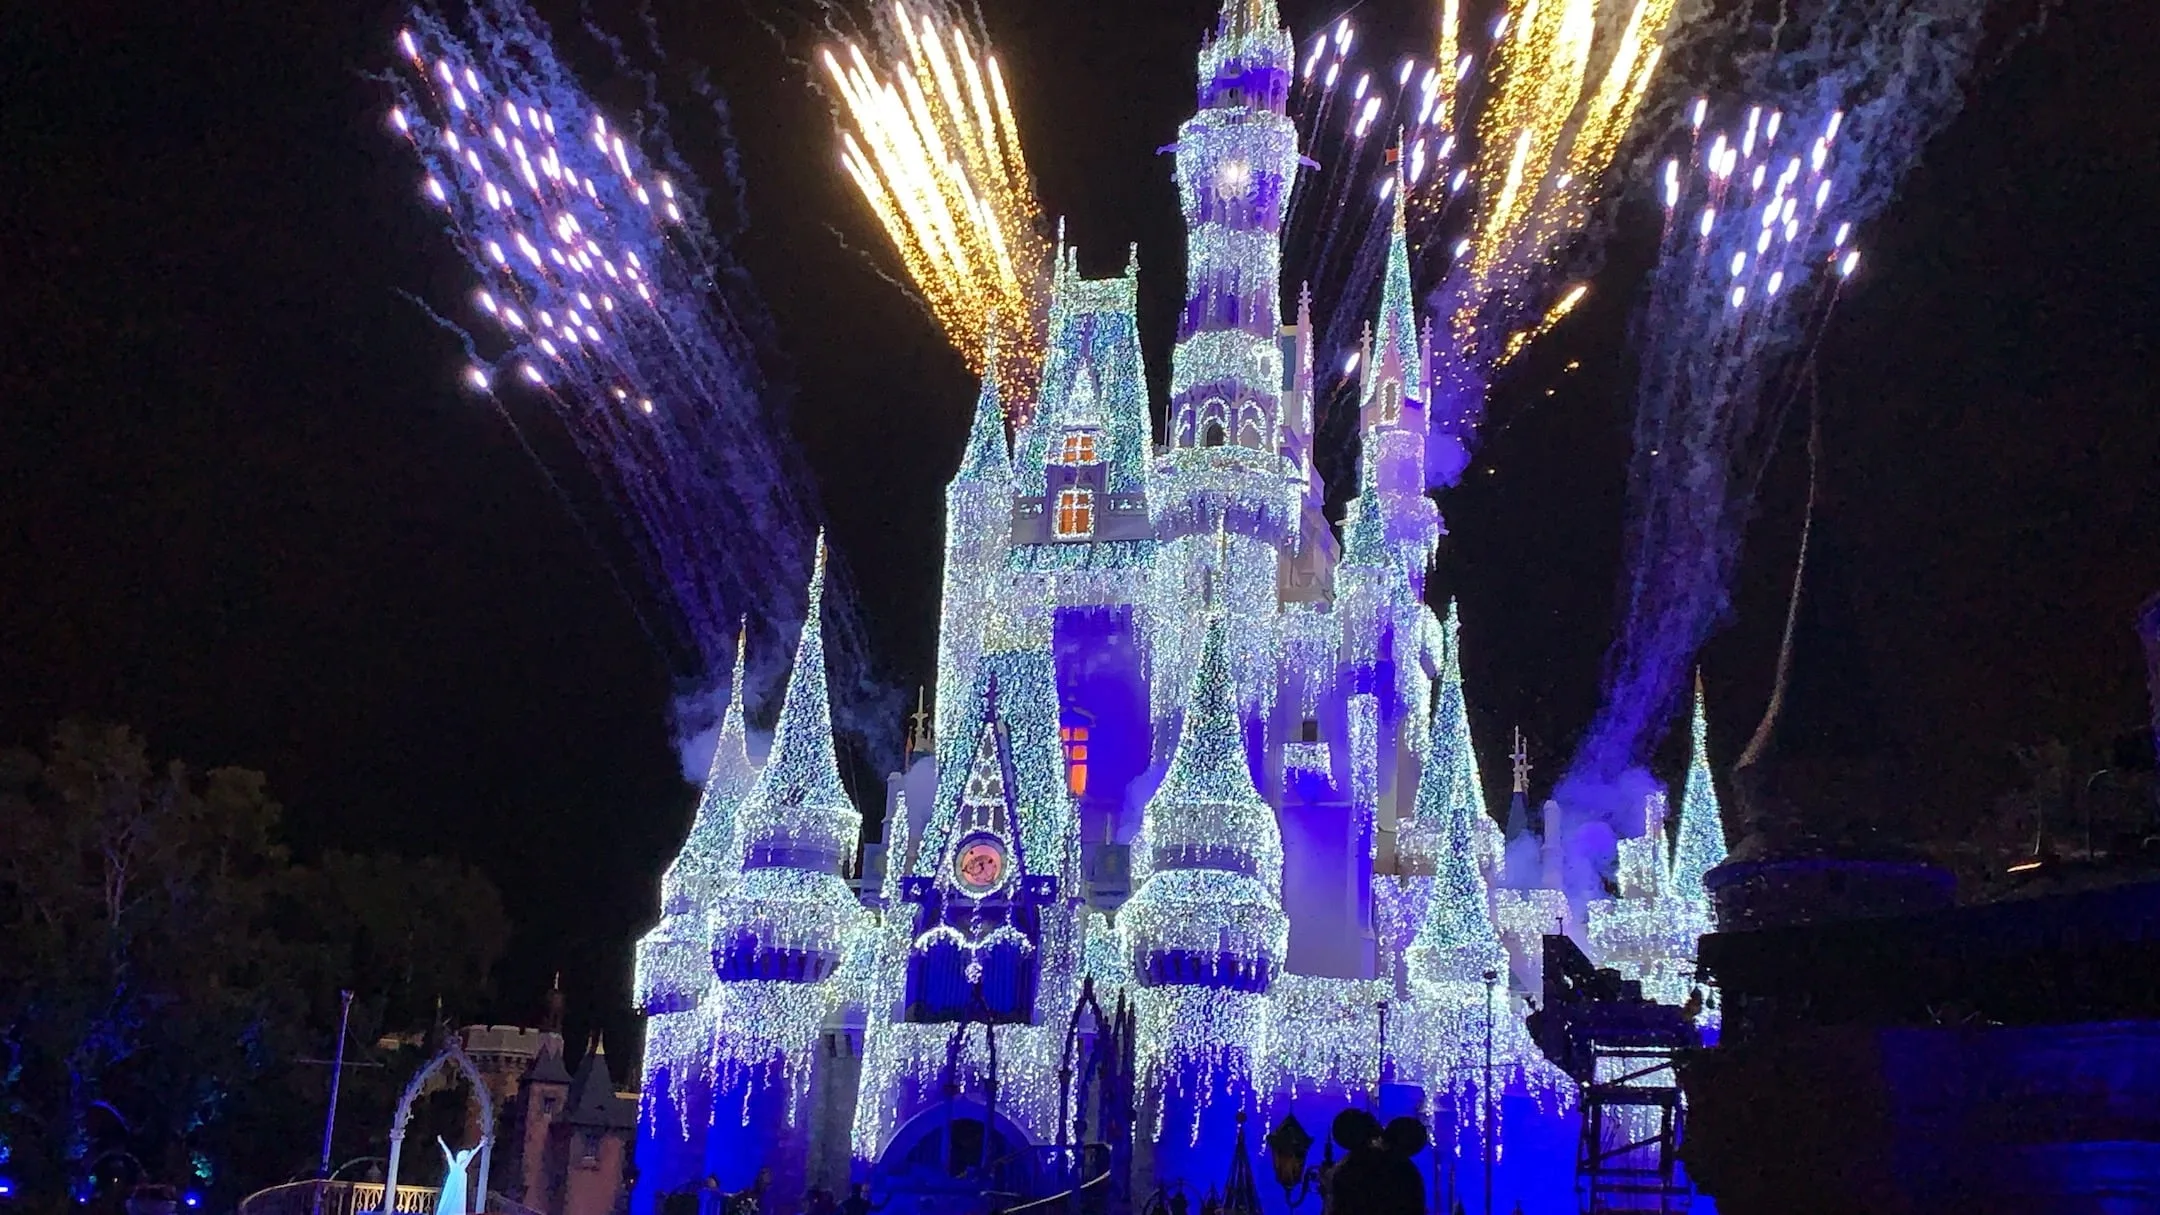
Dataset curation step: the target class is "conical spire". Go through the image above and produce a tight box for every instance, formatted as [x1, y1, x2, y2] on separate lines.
[669, 623, 759, 906]
[1409, 617, 1505, 985]
[1216, 0, 1281, 41]
[739, 535, 855, 839]
[1671, 673, 1727, 903]
[955, 331, 1012, 488]
[1371, 147, 1423, 400]
[1154, 610, 1268, 812]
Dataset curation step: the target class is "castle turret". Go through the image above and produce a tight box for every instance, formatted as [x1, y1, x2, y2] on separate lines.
[635, 625, 757, 1016]
[702, 536, 866, 1135]
[1359, 155, 1442, 592]
[1121, 607, 1287, 1092]
[935, 342, 1014, 748]
[1406, 605, 1505, 991]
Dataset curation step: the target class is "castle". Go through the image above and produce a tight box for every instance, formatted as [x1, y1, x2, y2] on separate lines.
[631, 2, 1723, 1209]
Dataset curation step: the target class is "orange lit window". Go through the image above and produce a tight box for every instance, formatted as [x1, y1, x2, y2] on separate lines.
[1060, 725, 1090, 797]
[1058, 432, 1100, 464]
[1054, 487, 1095, 539]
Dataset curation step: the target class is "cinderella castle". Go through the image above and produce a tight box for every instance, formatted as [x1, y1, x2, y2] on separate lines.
[631, 2, 1725, 1210]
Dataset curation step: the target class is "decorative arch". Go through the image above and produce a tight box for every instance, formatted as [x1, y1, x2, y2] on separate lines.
[1236, 401, 1266, 448]
[380, 1036, 495, 1215]
[1198, 397, 1229, 448]
[875, 1096, 1035, 1185]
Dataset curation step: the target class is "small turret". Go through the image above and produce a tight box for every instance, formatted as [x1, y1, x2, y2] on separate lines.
[1406, 635, 1506, 989]
[712, 535, 864, 985]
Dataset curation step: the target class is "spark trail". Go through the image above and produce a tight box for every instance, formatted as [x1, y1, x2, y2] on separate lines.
[821, 2, 1051, 414]
[1290, 0, 1674, 488]
[1574, 0, 2002, 790]
[385, 0, 893, 767]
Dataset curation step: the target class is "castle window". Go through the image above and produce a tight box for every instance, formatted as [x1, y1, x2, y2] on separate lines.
[1057, 432, 1100, 465]
[1299, 717, 1321, 744]
[1060, 724, 1090, 797]
[1053, 487, 1094, 540]
[1380, 379, 1402, 424]
[1203, 422, 1226, 447]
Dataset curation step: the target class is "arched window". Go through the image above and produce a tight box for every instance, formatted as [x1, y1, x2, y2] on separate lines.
[1057, 432, 1100, 465]
[1053, 487, 1094, 539]
[1380, 379, 1402, 425]
[1203, 422, 1226, 447]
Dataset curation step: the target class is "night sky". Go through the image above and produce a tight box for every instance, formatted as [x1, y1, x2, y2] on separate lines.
[4, 0, 2155, 1050]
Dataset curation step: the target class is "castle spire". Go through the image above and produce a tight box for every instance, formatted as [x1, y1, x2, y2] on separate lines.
[1155, 609, 1267, 812]
[1671, 672, 1728, 905]
[688, 623, 758, 878]
[738, 535, 855, 839]
[1372, 143, 1423, 400]
[955, 330, 1012, 488]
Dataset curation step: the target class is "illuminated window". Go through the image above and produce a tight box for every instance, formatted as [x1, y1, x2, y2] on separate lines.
[1380, 379, 1402, 424]
[1053, 487, 1094, 539]
[1058, 432, 1100, 465]
[1060, 725, 1090, 797]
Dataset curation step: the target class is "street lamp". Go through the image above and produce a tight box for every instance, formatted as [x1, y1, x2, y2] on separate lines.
[1263, 1114, 1328, 1210]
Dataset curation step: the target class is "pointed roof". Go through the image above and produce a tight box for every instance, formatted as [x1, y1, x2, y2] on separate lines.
[954, 332, 1013, 489]
[738, 535, 854, 828]
[560, 1037, 635, 1130]
[525, 1034, 572, 1087]
[1671, 675, 1728, 901]
[694, 626, 757, 834]
[1366, 152, 1423, 405]
[1152, 611, 1267, 813]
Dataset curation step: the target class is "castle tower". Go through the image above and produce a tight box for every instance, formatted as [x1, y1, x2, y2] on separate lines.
[1153, 0, 1304, 691]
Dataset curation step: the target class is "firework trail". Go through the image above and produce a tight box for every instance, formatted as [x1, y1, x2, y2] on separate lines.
[1291, 0, 1671, 488]
[385, 0, 896, 768]
[1572, 0, 1999, 790]
[820, 2, 1051, 414]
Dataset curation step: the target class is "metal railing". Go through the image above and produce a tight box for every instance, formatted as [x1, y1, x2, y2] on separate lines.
[237, 1180, 542, 1215]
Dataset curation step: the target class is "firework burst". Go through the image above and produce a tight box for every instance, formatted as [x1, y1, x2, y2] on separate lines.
[823, 3, 1051, 415]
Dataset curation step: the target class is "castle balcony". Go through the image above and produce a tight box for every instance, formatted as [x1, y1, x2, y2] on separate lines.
[711, 926, 842, 984]
[633, 922, 709, 1015]
[706, 868, 864, 984]
[1150, 445, 1298, 548]
[1138, 947, 1275, 992]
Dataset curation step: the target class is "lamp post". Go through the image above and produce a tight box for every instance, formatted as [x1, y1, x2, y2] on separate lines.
[1263, 1114, 1327, 1210]
[1483, 968, 1498, 1215]
[314, 991, 355, 1215]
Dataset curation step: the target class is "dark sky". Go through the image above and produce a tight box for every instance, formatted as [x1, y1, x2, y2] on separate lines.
[3, 0, 2155, 1048]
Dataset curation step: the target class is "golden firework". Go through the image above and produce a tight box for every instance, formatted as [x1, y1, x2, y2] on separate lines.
[825, 4, 1049, 415]
[1452, 0, 1676, 361]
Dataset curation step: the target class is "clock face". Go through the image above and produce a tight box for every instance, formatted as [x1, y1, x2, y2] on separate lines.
[954, 838, 1008, 895]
